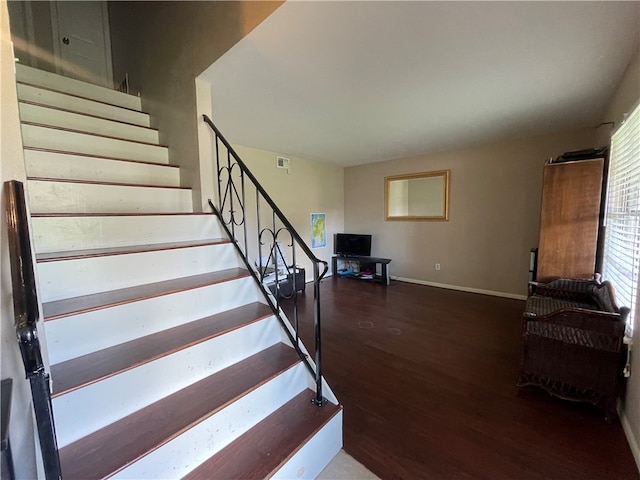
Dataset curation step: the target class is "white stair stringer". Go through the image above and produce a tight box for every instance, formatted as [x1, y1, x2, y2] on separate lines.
[19, 102, 159, 144]
[17, 84, 150, 127]
[113, 363, 309, 479]
[27, 179, 192, 214]
[16, 63, 141, 111]
[37, 242, 242, 302]
[45, 276, 260, 365]
[31, 213, 222, 254]
[16, 66, 342, 478]
[21, 123, 169, 164]
[52, 315, 283, 448]
[272, 409, 344, 480]
[24, 150, 179, 187]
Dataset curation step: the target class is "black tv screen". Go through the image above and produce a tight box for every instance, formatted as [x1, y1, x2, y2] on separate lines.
[335, 233, 372, 257]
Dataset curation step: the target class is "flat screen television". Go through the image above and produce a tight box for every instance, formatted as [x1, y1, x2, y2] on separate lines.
[334, 233, 372, 257]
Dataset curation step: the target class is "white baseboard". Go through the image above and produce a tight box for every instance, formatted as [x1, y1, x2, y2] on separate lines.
[394, 277, 527, 301]
[620, 409, 640, 473]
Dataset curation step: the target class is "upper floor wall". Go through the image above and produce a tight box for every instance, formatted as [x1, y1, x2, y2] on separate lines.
[108, 1, 283, 208]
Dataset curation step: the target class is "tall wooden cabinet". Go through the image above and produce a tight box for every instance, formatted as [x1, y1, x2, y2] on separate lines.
[536, 157, 606, 282]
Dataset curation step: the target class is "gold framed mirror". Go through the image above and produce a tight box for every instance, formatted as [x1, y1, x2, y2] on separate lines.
[385, 170, 450, 221]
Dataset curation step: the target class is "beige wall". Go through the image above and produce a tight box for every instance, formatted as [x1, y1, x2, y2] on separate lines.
[596, 45, 640, 146]
[108, 1, 283, 211]
[601, 44, 640, 470]
[344, 128, 596, 298]
[1, 1, 38, 477]
[230, 145, 344, 280]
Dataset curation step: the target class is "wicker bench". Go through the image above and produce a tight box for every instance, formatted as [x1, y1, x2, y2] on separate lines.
[518, 278, 629, 421]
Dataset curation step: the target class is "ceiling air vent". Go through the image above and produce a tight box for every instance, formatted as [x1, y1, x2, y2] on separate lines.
[276, 156, 290, 169]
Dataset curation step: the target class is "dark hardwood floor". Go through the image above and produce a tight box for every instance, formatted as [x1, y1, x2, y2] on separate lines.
[281, 278, 639, 480]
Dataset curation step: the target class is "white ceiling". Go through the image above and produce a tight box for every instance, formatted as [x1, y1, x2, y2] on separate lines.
[201, 1, 640, 167]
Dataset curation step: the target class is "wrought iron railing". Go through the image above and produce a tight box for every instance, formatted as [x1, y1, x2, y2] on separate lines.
[203, 115, 329, 406]
[4, 180, 61, 478]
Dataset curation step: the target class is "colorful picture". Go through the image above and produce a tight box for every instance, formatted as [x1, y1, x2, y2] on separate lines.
[311, 213, 327, 248]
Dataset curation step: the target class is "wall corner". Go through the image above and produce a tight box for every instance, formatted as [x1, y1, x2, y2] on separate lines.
[195, 76, 215, 214]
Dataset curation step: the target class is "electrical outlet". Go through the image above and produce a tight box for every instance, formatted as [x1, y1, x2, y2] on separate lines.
[435, 263, 441, 271]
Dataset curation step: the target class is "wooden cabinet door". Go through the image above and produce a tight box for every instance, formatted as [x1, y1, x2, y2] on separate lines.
[537, 158, 604, 282]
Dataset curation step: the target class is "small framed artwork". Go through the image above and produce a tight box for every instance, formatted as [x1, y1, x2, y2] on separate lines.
[311, 213, 327, 248]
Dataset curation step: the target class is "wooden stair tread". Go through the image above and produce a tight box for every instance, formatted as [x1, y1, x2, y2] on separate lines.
[21, 121, 168, 148]
[27, 176, 188, 190]
[19, 99, 158, 131]
[59, 343, 300, 480]
[24, 146, 179, 168]
[51, 302, 274, 396]
[37, 238, 230, 262]
[43, 268, 249, 320]
[185, 391, 341, 480]
[17, 80, 145, 114]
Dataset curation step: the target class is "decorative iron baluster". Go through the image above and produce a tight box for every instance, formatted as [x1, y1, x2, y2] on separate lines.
[203, 115, 329, 407]
[227, 149, 235, 239]
[312, 260, 327, 406]
[239, 165, 248, 257]
[271, 211, 280, 310]
[291, 240, 299, 344]
[257, 190, 264, 281]
[215, 135, 222, 209]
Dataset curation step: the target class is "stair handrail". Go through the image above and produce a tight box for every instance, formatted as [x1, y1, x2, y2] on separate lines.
[203, 115, 329, 407]
[4, 180, 62, 479]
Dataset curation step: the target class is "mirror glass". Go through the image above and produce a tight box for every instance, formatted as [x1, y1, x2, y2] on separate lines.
[385, 170, 450, 221]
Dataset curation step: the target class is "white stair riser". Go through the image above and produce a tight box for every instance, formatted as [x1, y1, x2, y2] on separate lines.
[25, 151, 179, 187]
[27, 180, 193, 214]
[17, 84, 149, 127]
[272, 409, 343, 480]
[32, 214, 223, 254]
[19, 103, 158, 144]
[52, 317, 283, 448]
[17, 64, 141, 111]
[37, 243, 242, 302]
[114, 365, 309, 479]
[22, 124, 169, 164]
[45, 277, 261, 364]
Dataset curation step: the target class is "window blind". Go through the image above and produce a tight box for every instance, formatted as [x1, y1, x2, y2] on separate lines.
[603, 101, 640, 333]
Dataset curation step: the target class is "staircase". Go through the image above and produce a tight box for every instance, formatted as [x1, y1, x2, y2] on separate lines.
[15, 64, 342, 479]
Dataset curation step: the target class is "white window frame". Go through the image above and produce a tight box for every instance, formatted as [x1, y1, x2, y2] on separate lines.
[602, 100, 640, 335]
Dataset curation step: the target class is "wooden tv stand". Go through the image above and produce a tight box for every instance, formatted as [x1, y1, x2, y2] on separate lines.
[332, 255, 391, 286]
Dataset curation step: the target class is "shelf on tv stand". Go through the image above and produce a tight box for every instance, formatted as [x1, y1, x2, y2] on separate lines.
[332, 255, 391, 286]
